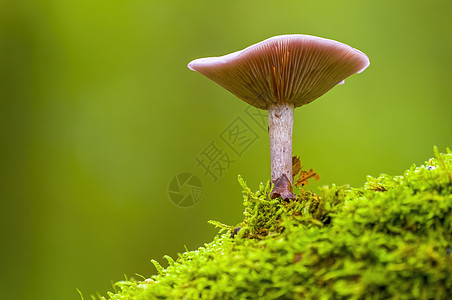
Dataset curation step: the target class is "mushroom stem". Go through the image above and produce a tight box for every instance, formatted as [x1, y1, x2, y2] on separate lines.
[268, 102, 296, 199]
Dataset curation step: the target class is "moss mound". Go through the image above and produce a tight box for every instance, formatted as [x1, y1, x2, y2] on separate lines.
[100, 148, 452, 299]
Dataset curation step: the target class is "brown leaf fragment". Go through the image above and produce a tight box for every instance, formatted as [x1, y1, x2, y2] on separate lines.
[292, 156, 302, 180]
[295, 169, 320, 187]
[294, 253, 303, 263]
[271, 174, 296, 199]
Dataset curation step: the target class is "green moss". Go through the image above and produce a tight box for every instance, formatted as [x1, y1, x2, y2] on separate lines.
[98, 148, 452, 299]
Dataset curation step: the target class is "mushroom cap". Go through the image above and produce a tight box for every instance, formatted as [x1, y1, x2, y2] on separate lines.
[188, 34, 369, 110]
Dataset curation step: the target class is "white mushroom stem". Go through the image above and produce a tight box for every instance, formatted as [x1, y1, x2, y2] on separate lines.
[268, 102, 295, 199]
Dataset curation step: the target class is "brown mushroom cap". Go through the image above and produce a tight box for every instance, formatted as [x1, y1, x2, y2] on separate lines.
[188, 34, 370, 110]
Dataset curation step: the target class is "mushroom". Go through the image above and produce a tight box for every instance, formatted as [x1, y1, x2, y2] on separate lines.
[188, 34, 369, 199]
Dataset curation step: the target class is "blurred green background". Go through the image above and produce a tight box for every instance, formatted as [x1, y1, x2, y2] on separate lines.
[1, 0, 451, 299]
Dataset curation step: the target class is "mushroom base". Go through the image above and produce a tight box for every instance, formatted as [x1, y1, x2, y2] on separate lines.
[268, 103, 295, 199]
